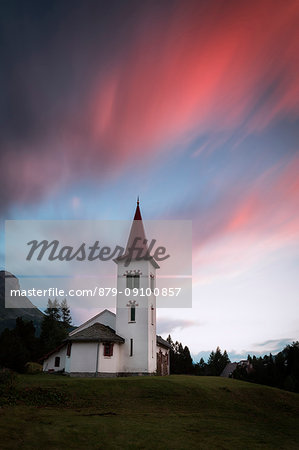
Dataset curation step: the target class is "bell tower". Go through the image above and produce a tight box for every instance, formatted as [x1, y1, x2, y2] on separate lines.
[115, 199, 159, 374]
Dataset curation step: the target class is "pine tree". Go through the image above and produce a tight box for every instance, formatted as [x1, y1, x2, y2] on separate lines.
[45, 299, 60, 321]
[194, 357, 207, 376]
[167, 334, 194, 374]
[0, 318, 38, 372]
[182, 345, 194, 373]
[199, 357, 207, 374]
[207, 347, 230, 376]
[39, 299, 68, 355]
[166, 335, 173, 346]
[60, 299, 72, 329]
[222, 350, 230, 370]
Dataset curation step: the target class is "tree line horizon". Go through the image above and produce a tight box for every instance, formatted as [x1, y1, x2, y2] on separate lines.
[0, 300, 298, 393]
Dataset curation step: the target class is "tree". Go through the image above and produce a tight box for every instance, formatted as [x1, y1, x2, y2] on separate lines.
[207, 347, 230, 376]
[194, 357, 207, 376]
[233, 342, 299, 393]
[0, 318, 38, 372]
[284, 342, 299, 392]
[0, 300, 74, 372]
[60, 299, 72, 329]
[14, 317, 39, 361]
[167, 335, 194, 374]
[182, 345, 194, 374]
[39, 299, 68, 355]
[45, 299, 61, 321]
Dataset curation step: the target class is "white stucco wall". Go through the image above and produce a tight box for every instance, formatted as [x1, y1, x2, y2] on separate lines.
[67, 341, 123, 374]
[97, 342, 122, 373]
[43, 345, 67, 372]
[43, 341, 123, 375]
[148, 292, 157, 373]
[69, 342, 98, 373]
[65, 351, 71, 373]
[116, 259, 157, 373]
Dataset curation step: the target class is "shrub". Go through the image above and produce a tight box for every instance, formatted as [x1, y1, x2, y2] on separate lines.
[25, 362, 43, 374]
[0, 368, 17, 389]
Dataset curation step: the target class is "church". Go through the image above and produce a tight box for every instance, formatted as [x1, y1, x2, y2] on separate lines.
[42, 200, 171, 376]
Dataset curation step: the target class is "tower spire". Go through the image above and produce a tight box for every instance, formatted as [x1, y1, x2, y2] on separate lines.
[114, 200, 159, 268]
[133, 197, 142, 221]
[126, 199, 146, 252]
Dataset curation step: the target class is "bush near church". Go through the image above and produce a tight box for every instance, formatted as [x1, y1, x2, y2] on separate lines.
[25, 362, 43, 374]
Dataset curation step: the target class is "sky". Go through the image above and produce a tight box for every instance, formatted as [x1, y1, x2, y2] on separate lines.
[0, 0, 298, 362]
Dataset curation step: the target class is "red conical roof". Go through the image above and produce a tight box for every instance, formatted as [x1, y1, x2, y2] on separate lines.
[114, 199, 160, 268]
[126, 198, 148, 255]
[133, 198, 142, 220]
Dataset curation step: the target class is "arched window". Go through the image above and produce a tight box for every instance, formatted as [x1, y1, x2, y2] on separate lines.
[127, 300, 138, 323]
[126, 274, 140, 289]
[130, 305, 136, 322]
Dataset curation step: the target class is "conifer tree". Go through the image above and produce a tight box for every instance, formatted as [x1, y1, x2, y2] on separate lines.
[60, 299, 72, 328]
[40, 299, 67, 355]
[207, 347, 230, 375]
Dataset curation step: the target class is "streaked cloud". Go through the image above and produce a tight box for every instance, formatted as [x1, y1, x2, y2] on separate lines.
[1, 0, 298, 211]
[157, 318, 199, 335]
[190, 153, 299, 282]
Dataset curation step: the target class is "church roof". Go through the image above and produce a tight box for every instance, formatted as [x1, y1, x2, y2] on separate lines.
[114, 199, 160, 268]
[133, 197, 142, 220]
[68, 323, 125, 343]
[220, 362, 238, 377]
[68, 309, 115, 337]
[39, 342, 66, 362]
[156, 335, 172, 349]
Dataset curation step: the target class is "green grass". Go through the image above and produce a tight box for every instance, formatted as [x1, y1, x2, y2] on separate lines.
[0, 374, 298, 449]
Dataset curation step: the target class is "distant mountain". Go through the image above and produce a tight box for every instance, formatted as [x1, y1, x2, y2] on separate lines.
[0, 271, 44, 334]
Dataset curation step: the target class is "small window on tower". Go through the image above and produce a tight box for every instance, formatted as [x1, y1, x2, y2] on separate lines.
[103, 343, 113, 357]
[151, 306, 154, 325]
[66, 342, 72, 357]
[150, 275, 155, 292]
[126, 274, 140, 289]
[130, 306, 136, 322]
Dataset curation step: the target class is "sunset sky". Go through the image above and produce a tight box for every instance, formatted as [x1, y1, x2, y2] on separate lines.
[1, 0, 298, 361]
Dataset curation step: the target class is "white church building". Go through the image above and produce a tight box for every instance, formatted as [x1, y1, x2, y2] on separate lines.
[42, 201, 171, 376]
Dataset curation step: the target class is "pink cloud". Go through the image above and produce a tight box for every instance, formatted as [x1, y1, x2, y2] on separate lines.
[1, 1, 299, 210]
[193, 154, 299, 281]
[90, 1, 299, 154]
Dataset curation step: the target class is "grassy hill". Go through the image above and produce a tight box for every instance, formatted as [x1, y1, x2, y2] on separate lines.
[0, 375, 298, 449]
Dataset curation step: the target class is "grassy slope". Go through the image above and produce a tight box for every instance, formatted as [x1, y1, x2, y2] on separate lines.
[0, 375, 298, 449]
